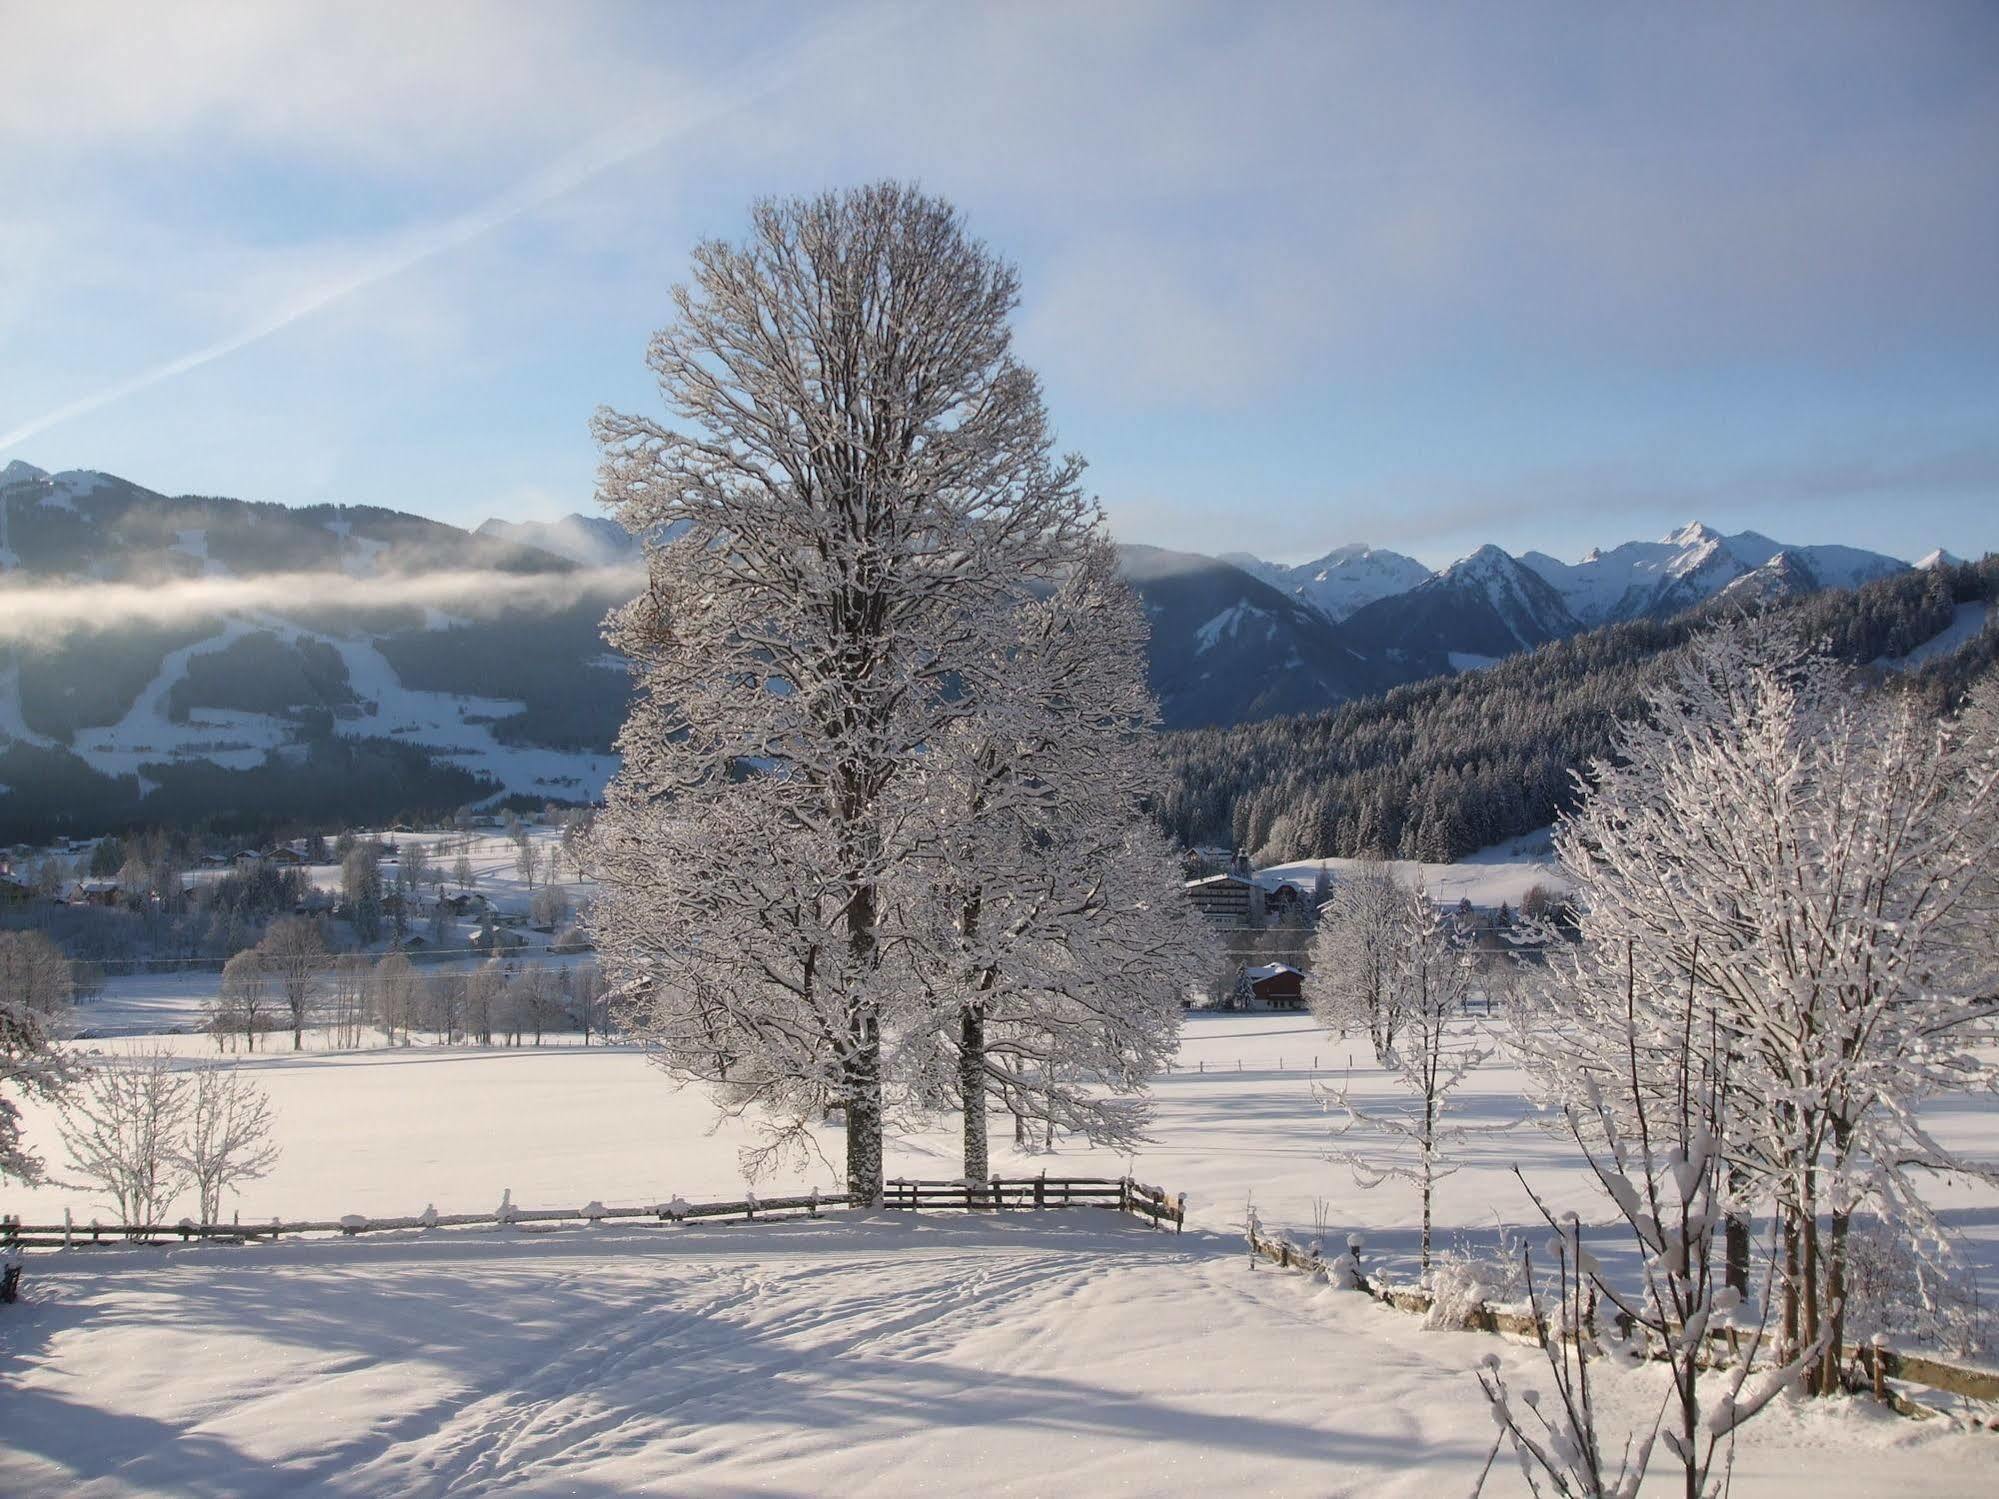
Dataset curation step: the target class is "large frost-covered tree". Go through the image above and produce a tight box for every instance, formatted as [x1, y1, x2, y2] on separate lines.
[902, 542, 1216, 1179]
[590, 184, 1099, 1203]
[1515, 626, 1999, 1393]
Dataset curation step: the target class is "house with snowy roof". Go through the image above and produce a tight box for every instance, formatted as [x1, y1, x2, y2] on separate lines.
[1242, 963, 1305, 1010]
[1185, 859, 1266, 929]
[65, 878, 120, 908]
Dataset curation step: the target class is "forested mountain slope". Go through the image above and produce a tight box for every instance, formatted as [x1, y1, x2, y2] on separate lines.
[1156, 557, 1999, 865]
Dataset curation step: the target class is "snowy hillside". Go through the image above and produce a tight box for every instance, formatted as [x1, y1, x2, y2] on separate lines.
[1256, 829, 1569, 910]
[0, 463, 633, 835]
[1336, 544, 1580, 667]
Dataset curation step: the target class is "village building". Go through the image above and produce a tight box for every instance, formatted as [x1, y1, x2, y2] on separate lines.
[1243, 963, 1306, 1010]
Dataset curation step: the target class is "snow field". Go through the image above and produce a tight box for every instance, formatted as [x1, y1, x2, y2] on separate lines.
[3, 1216, 1989, 1496]
[8, 1017, 1994, 1292]
[4, 1018, 1995, 1496]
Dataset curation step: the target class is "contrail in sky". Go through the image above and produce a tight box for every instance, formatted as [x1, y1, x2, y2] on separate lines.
[0, 5, 907, 456]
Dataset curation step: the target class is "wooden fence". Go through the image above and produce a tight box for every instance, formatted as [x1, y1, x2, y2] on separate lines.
[0, 1176, 1185, 1254]
[1242, 1220, 1999, 1419]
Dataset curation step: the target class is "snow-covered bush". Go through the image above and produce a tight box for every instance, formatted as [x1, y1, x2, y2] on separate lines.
[1842, 1219, 1991, 1357]
[1423, 1231, 1525, 1331]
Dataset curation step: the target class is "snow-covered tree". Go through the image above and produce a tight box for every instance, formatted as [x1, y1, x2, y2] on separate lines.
[572, 963, 608, 1046]
[174, 1063, 280, 1224]
[1515, 626, 1999, 1393]
[329, 953, 370, 1049]
[371, 951, 418, 1046]
[343, 845, 383, 943]
[453, 852, 475, 891]
[257, 916, 326, 1051]
[1306, 859, 1405, 1061]
[1481, 956, 1811, 1499]
[1317, 881, 1482, 1271]
[590, 183, 1097, 1203]
[901, 542, 1214, 1179]
[212, 949, 271, 1052]
[57, 1049, 189, 1226]
[465, 958, 502, 1046]
[0, 931, 78, 1185]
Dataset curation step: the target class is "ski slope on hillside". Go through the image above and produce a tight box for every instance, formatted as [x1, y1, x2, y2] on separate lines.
[1257, 829, 1569, 910]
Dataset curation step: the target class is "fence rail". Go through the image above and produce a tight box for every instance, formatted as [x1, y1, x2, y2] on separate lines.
[1, 1176, 1185, 1255]
[1242, 1221, 1998, 1417]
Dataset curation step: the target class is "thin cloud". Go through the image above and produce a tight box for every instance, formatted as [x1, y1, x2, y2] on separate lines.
[0, 565, 642, 650]
[0, 3, 912, 456]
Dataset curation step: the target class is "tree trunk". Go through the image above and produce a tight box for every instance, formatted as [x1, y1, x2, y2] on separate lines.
[1802, 1204, 1825, 1394]
[960, 1005, 988, 1184]
[844, 1030, 883, 1206]
[841, 865, 885, 1206]
[1724, 1169, 1750, 1297]
[1819, 1204, 1851, 1396]
[1781, 1208, 1801, 1363]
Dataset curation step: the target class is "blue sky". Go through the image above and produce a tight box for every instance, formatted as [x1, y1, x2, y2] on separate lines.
[3, 1, 1996, 569]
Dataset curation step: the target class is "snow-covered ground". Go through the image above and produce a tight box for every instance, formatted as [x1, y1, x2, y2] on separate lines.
[1257, 827, 1569, 910]
[1874, 601, 1991, 671]
[3, 1016, 1995, 1494]
[6, 1213, 1987, 1499]
[8, 1016, 1994, 1292]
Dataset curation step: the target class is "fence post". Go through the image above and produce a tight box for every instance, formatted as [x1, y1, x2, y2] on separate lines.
[1034, 1171, 1045, 1210]
[64, 1207, 73, 1250]
[1175, 1193, 1186, 1234]
[809, 1186, 819, 1219]
[989, 1173, 1001, 1210]
[1119, 1178, 1130, 1216]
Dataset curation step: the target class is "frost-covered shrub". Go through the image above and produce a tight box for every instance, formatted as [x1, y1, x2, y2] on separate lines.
[1843, 1220, 1991, 1356]
[1422, 1234, 1525, 1331]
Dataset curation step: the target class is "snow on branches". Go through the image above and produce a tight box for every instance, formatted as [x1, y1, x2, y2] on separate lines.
[0, 930, 76, 1186]
[1514, 621, 1999, 1394]
[1315, 880, 1494, 1270]
[588, 185, 1197, 1199]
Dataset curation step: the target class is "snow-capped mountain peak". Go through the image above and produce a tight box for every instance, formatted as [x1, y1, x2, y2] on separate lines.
[1443, 542, 1515, 577]
[1916, 548, 1963, 571]
[1, 459, 49, 486]
[1522, 524, 1904, 627]
[1220, 543, 1432, 623]
[1662, 520, 1722, 548]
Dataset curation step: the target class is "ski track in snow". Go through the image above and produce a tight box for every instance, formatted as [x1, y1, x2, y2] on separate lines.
[5, 1219, 1985, 1497]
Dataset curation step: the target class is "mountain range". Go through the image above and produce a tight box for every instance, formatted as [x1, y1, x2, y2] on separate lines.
[0, 458, 1963, 839]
